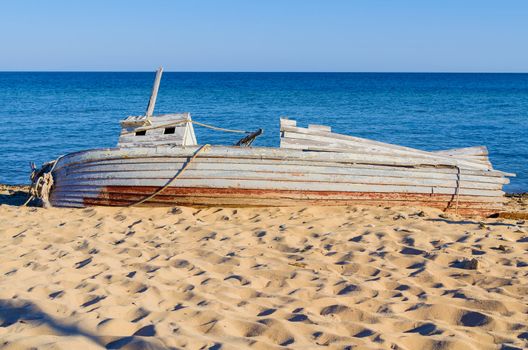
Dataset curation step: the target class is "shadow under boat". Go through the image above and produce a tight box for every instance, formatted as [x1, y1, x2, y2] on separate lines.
[0, 185, 30, 206]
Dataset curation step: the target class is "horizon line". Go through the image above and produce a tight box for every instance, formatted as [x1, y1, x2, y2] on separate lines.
[1, 70, 528, 74]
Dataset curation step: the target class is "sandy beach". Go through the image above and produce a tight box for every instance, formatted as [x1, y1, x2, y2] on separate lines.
[0, 185, 527, 350]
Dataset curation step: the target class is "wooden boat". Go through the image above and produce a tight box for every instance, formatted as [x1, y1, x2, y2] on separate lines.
[29, 68, 515, 216]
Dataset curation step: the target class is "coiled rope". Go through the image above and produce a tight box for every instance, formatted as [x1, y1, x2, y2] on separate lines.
[128, 144, 211, 207]
[23, 155, 63, 207]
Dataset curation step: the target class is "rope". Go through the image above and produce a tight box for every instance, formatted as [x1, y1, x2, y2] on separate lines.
[122, 119, 250, 136]
[23, 155, 63, 207]
[128, 144, 210, 207]
[445, 165, 461, 214]
[454, 165, 461, 214]
[22, 192, 34, 207]
[191, 121, 249, 134]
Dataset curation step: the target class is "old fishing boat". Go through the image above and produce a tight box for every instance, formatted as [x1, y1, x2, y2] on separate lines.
[29, 68, 514, 216]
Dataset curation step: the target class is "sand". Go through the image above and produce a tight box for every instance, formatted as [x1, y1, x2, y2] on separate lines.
[0, 186, 527, 350]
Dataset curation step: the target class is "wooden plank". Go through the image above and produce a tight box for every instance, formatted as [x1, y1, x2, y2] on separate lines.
[49, 188, 504, 216]
[49, 195, 502, 217]
[308, 124, 331, 132]
[57, 155, 512, 179]
[53, 146, 483, 172]
[282, 137, 495, 168]
[449, 156, 491, 162]
[281, 132, 492, 166]
[282, 120, 489, 164]
[120, 113, 190, 125]
[120, 126, 188, 139]
[145, 67, 163, 117]
[119, 130, 188, 145]
[53, 176, 505, 197]
[281, 124, 450, 157]
[50, 184, 509, 203]
[57, 168, 504, 190]
[280, 118, 297, 128]
[280, 125, 497, 171]
[52, 192, 503, 210]
[50, 200, 497, 217]
[281, 136, 493, 167]
[119, 138, 190, 148]
[434, 146, 489, 156]
[50, 184, 506, 206]
[281, 132, 492, 169]
[433, 146, 490, 167]
[56, 161, 509, 185]
[53, 186, 502, 208]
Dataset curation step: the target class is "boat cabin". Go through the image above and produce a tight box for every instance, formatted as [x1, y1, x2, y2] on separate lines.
[118, 113, 197, 147]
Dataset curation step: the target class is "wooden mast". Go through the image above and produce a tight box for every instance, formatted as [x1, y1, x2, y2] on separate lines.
[145, 67, 163, 118]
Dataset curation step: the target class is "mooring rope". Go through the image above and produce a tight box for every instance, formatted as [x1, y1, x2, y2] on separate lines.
[445, 165, 462, 214]
[128, 144, 211, 207]
[454, 165, 461, 214]
[192, 121, 249, 134]
[23, 155, 64, 207]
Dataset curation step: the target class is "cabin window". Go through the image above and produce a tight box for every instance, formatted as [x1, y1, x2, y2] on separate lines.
[135, 130, 147, 136]
[164, 127, 176, 134]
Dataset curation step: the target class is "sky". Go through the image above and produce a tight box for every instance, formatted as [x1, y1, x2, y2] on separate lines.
[0, 0, 527, 72]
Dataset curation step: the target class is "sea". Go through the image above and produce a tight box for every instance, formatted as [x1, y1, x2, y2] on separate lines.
[0, 72, 526, 192]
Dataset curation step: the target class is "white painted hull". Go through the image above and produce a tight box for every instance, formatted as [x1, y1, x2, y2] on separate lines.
[47, 145, 510, 216]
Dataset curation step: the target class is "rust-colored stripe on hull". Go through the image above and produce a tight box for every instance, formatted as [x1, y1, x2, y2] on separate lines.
[58, 186, 502, 216]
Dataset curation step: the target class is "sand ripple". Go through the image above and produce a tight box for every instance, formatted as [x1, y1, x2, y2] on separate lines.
[0, 203, 527, 349]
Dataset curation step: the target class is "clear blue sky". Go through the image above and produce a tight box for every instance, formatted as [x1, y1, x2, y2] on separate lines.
[1, 0, 527, 72]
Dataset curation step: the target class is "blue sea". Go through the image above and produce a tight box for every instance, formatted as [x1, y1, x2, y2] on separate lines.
[0, 72, 526, 192]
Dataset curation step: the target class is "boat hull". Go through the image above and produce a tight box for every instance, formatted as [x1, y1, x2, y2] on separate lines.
[46, 146, 510, 216]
